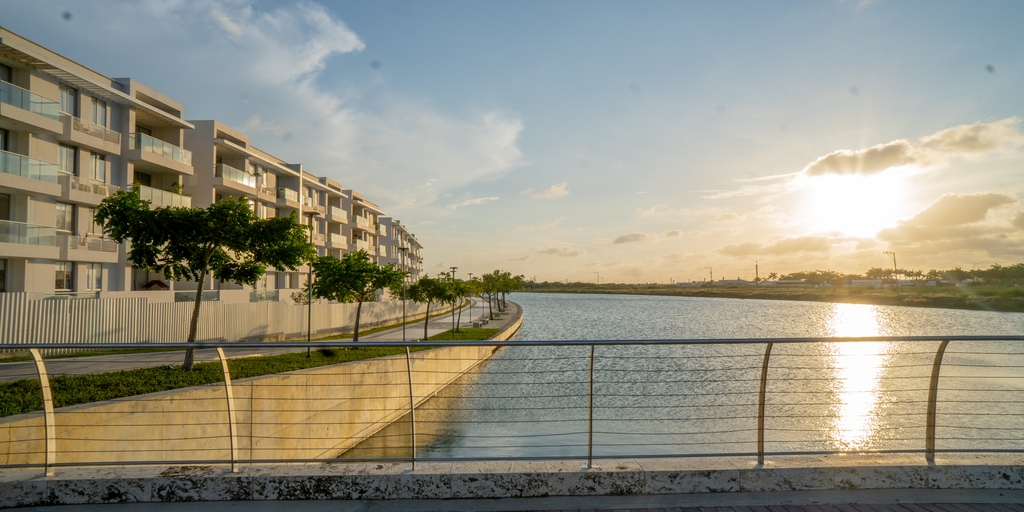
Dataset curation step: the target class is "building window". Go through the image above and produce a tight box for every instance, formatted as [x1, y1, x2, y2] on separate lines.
[59, 85, 77, 116]
[0, 193, 8, 221]
[0, 64, 11, 83]
[0, 258, 6, 293]
[90, 99, 107, 127]
[58, 143, 77, 176]
[55, 262, 74, 292]
[55, 203, 75, 232]
[86, 263, 102, 291]
[90, 154, 106, 182]
[83, 207, 103, 236]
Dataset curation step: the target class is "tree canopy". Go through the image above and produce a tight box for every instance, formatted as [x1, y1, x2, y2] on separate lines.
[96, 191, 314, 370]
[310, 250, 406, 341]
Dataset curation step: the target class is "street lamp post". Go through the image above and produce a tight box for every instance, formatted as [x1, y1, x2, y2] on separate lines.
[305, 213, 317, 357]
[883, 250, 899, 296]
[397, 246, 409, 342]
[705, 266, 713, 288]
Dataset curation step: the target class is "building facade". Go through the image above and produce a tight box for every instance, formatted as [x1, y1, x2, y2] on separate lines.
[0, 27, 423, 301]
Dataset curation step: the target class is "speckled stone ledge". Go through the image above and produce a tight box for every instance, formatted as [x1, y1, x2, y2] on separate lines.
[2, 454, 1022, 507]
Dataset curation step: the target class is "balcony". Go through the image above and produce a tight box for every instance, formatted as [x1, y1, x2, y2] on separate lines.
[255, 185, 276, 202]
[0, 219, 58, 259]
[354, 239, 370, 253]
[58, 115, 120, 155]
[0, 80, 62, 134]
[126, 133, 193, 175]
[133, 183, 192, 208]
[353, 215, 371, 230]
[302, 196, 325, 216]
[276, 187, 299, 209]
[58, 233, 118, 263]
[327, 206, 348, 223]
[59, 173, 117, 205]
[249, 290, 279, 303]
[327, 232, 347, 250]
[0, 149, 61, 196]
[214, 163, 256, 192]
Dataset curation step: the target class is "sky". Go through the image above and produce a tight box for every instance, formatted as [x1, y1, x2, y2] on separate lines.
[6, 0, 1024, 283]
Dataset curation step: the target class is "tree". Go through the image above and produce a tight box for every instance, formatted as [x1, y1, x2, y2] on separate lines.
[480, 272, 500, 318]
[407, 275, 447, 341]
[451, 279, 469, 333]
[96, 191, 314, 371]
[309, 250, 405, 341]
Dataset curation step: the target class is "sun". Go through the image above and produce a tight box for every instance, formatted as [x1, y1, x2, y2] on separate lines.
[799, 172, 909, 237]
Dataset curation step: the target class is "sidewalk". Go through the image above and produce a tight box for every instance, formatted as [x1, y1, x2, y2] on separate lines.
[359, 297, 516, 342]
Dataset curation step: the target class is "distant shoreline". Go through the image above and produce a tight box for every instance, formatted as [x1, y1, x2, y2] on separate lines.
[521, 286, 1024, 313]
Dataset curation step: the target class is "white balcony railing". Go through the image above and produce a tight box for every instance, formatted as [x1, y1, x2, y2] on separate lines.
[215, 163, 256, 188]
[61, 234, 117, 253]
[355, 216, 370, 229]
[69, 116, 121, 145]
[277, 188, 299, 202]
[329, 233, 345, 244]
[0, 149, 59, 183]
[354, 239, 370, 252]
[60, 173, 116, 198]
[328, 206, 348, 222]
[132, 184, 191, 208]
[0, 80, 60, 121]
[128, 133, 192, 166]
[0, 219, 56, 246]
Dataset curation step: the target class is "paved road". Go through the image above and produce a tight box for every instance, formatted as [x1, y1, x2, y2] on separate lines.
[0, 299, 489, 383]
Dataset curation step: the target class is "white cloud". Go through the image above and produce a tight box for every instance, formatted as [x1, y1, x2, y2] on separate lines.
[717, 236, 840, 256]
[538, 247, 585, 257]
[531, 182, 569, 199]
[612, 229, 683, 244]
[447, 196, 500, 210]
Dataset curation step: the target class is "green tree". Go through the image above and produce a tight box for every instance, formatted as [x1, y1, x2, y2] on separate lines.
[481, 272, 500, 318]
[96, 191, 314, 370]
[407, 275, 447, 341]
[309, 250, 406, 341]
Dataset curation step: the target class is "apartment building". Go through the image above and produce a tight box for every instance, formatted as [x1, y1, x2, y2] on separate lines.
[0, 27, 423, 300]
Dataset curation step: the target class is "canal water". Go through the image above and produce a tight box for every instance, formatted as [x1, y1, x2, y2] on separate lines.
[342, 292, 1024, 460]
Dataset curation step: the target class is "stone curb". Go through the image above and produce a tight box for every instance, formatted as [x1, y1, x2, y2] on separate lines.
[2, 455, 1022, 507]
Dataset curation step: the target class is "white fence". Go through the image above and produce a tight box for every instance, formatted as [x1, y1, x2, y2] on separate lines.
[0, 293, 446, 352]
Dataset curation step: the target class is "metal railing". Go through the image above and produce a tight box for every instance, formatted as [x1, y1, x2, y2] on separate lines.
[0, 336, 1021, 476]
[277, 187, 299, 202]
[215, 163, 256, 188]
[59, 173, 117, 197]
[0, 219, 56, 246]
[131, 183, 191, 208]
[58, 234, 117, 253]
[0, 149, 59, 183]
[0, 80, 61, 121]
[128, 133, 192, 166]
[68, 115, 120, 145]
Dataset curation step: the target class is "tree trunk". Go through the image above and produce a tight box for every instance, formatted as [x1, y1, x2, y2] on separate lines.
[353, 300, 363, 341]
[182, 267, 207, 372]
[487, 293, 493, 319]
[423, 301, 430, 341]
[456, 297, 463, 332]
[451, 300, 455, 338]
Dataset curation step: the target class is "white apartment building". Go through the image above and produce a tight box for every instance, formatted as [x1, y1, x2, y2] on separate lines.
[0, 27, 422, 300]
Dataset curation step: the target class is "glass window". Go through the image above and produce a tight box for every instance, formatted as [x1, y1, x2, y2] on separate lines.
[0, 64, 11, 83]
[0, 258, 6, 293]
[86, 263, 102, 291]
[0, 193, 8, 221]
[59, 85, 77, 116]
[83, 207, 102, 236]
[137, 125, 152, 136]
[55, 261, 74, 292]
[90, 99, 107, 127]
[90, 154, 106, 182]
[135, 172, 152, 187]
[58, 143, 77, 176]
[0, 128, 8, 152]
[55, 203, 75, 232]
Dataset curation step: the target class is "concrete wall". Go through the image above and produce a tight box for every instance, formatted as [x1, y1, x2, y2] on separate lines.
[0, 344, 496, 467]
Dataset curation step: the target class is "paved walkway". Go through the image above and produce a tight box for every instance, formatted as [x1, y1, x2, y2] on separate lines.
[0, 299, 489, 383]
[13, 489, 1024, 511]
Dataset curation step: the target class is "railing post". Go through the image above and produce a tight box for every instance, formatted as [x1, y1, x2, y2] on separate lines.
[757, 342, 774, 465]
[29, 349, 56, 477]
[406, 347, 417, 471]
[926, 339, 950, 462]
[215, 348, 239, 473]
[587, 344, 595, 469]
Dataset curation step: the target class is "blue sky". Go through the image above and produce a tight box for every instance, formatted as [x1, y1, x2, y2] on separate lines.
[6, 0, 1024, 282]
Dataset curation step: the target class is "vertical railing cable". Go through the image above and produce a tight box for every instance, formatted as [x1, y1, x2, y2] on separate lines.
[405, 347, 417, 470]
[926, 339, 950, 462]
[757, 342, 774, 465]
[587, 344, 595, 469]
[29, 349, 56, 476]
[216, 348, 239, 473]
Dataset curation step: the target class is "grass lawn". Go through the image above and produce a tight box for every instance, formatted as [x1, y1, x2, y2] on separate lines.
[0, 346, 436, 418]
[424, 328, 501, 341]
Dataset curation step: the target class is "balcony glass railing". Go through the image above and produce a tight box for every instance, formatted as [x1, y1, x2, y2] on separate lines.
[0, 219, 56, 246]
[277, 187, 299, 202]
[328, 206, 348, 222]
[0, 149, 59, 183]
[0, 80, 61, 121]
[355, 216, 370, 228]
[215, 163, 256, 188]
[354, 240, 370, 252]
[128, 133, 192, 166]
[329, 233, 345, 244]
[133, 183, 192, 208]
